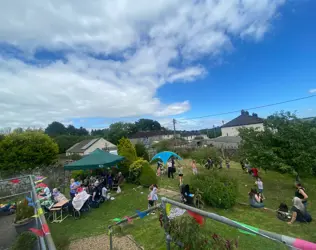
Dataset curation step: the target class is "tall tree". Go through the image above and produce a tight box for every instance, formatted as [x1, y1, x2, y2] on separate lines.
[135, 119, 161, 131]
[45, 122, 67, 137]
[0, 131, 59, 173]
[117, 137, 137, 175]
[108, 122, 136, 144]
[239, 111, 316, 176]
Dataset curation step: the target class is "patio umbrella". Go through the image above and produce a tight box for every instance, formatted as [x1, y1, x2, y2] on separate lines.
[150, 151, 182, 165]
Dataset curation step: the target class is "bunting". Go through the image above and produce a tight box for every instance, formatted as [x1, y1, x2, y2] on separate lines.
[10, 179, 20, 184]
[136, 210, 147, 219]
[165, 203, 171, 216]
[187, 210, 204, 225]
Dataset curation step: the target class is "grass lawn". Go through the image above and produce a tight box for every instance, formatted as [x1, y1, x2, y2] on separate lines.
[50, 160, 316, 250]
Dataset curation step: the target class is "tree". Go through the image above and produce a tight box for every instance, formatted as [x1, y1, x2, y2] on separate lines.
[239, 111, 316, 176]
[13, 127, 23, 134]
[135, 119, 161, 131]
[0, 131, 59, 173]
[45, 122, 67, 137]
[108, 122, 136, 144]
[66, 125, 78, 135]
[117, 137, 137, 175]
[135, 143, 149, 161]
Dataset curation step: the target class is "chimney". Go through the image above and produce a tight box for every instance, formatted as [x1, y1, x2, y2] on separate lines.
[241, 110, 246, 115]
[252, 113, 258, 117]
[245, 111, 249, 116]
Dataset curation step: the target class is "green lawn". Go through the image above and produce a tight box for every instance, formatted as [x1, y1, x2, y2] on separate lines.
[50, 161, 316, 250]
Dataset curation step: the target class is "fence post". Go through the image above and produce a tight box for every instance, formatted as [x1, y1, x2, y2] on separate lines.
[161, 199, 171, 250]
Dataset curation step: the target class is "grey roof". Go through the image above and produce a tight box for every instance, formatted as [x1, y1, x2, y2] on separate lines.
[221, 111, 264, 128]
[129, 131, 174, 139]
[208, 136, 242, 143]
[66, 138, 116, 153]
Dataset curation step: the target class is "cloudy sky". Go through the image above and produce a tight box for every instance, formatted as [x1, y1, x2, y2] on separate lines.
[0, 0, 315, 130]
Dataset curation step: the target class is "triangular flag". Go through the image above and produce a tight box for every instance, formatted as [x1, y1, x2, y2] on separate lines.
[124, 216, 133, 223]
[187, 210, 204, 225]
[233, 220, 258, 236]
[29, 228, 44, 237]
[136, 210, 147, 219]
[166, 203, 171, 216]
[32, 214, 40, 218]
[28, 202, 35, 207]
[10, 179, 20, 184]
[113, 218, 121, 222]
[37, 208, 44, 216]
[34, 177, 47, 184]
[42, 224, 50, 235]
[26, 196, 32, 202]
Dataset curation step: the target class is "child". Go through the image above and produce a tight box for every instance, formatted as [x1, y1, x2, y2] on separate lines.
[255, 177, 265, 200]
[148, 186, 155, 214]
[192, 160, 197, 175]
[152, 184, 159, 206]
[178, 165, 184, 185]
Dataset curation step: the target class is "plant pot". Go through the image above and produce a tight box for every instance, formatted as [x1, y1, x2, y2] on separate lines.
[13, 217, 36, 234]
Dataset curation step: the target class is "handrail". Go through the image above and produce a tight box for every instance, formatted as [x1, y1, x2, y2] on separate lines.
[29, 175, 56, 250]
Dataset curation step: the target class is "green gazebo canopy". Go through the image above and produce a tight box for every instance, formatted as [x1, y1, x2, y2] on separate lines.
[64, 148, 124, 171]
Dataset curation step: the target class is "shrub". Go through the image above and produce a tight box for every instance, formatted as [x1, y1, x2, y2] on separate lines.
[15, 199, 34, 223]
[191, 147, 221, 166]
[168, 215, 238, 250]
[135, 143, 149, 161]
[175, 148, 193, 159]
[11, 231, 37, 250]
[71, 170, 90, 181]
[139, 164, 157, 187]
[117, 138, 137, 175]
[129, 159, 149, 184]
[190, 172, 237, 209]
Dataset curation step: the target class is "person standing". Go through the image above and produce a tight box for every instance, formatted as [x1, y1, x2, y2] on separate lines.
[295, 183, 308, 208]
[192, 160, 198, 175]
[167, 160, 174, 179]
[178, 165, 184, 185]
[255, 177, 265, 200]
[70, 178, 78, 199]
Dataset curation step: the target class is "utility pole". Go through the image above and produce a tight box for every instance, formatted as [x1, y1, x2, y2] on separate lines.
[173, 119, 177, 149]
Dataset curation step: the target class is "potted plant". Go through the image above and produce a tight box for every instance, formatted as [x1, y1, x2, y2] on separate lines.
[13, 198, 36, 234]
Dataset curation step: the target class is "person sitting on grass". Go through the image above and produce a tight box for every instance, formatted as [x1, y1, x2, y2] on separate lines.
[248, 188, 264, 208]
[294, 182, 308, 208]
[288, 197, 312, 224]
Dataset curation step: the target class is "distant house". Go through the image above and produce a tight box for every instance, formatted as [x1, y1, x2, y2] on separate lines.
[66, 138, 117, 156]
[221, 110, 264, 137]
[129, 131, 180, 146]
[207, 136, 242, 149]
[180, 131, 208, 142]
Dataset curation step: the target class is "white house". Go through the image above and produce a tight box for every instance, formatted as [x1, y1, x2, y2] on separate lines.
[129, 131, 180, 146]
[180, 131, 208, 142]
[221, 110, 264, 137]
[66, 138, 117, 156]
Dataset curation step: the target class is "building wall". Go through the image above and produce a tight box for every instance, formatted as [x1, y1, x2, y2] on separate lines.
[130, 134, 180, 145]
[84, 138, 116, 155]
[221, 123, 264, 137]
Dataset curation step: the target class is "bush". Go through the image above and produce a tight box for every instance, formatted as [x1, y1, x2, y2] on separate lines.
[117, 138, 137, 175]
[175, 148, 193, 159]
[135, 143, 149, 161]
[129, 159, 149, 184]
[191, 147, 221, 166]
[168, 215, 238, 250]
[139, 164, 157, 187]
[190, 172, 237, 209]
[15, 199, 34, 223]
[71, 170, 90, 181]
[11, 231, 37, 250]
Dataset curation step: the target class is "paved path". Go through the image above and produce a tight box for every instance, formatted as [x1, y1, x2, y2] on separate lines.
[0, 214, 17, 250]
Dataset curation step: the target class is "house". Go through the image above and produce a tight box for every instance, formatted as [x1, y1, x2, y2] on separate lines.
[207, 136, 241, 149]
[221, 110, 264, 137]
[129, 131, 180, 146]
[180, 131, 208, 142]
[66, 138, 117, 156]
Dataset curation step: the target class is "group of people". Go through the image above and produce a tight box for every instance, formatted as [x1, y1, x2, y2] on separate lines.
[243, 160, 312, 225]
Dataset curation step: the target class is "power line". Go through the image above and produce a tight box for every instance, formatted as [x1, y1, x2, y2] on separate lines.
[178, 94, 316, 121]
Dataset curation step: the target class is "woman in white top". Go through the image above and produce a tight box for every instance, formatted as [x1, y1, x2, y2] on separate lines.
[178, 165, 184, 185]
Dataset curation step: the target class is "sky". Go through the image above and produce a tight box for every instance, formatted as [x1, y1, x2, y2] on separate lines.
[0, 0, 315, 131]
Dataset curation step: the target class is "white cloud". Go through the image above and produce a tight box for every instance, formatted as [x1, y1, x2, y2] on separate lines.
[309, 89, 316, 93]
[0, 0, 286, 128]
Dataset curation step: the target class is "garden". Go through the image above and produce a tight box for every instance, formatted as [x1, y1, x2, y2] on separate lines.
[1, 113, 315, 250]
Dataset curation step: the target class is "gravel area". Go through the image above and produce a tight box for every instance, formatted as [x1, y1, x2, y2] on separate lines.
[0, 214, 17, 250]
[68, 234, 142, 250]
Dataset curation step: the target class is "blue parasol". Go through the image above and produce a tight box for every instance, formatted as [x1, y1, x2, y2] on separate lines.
[150, 151, 182, 165]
